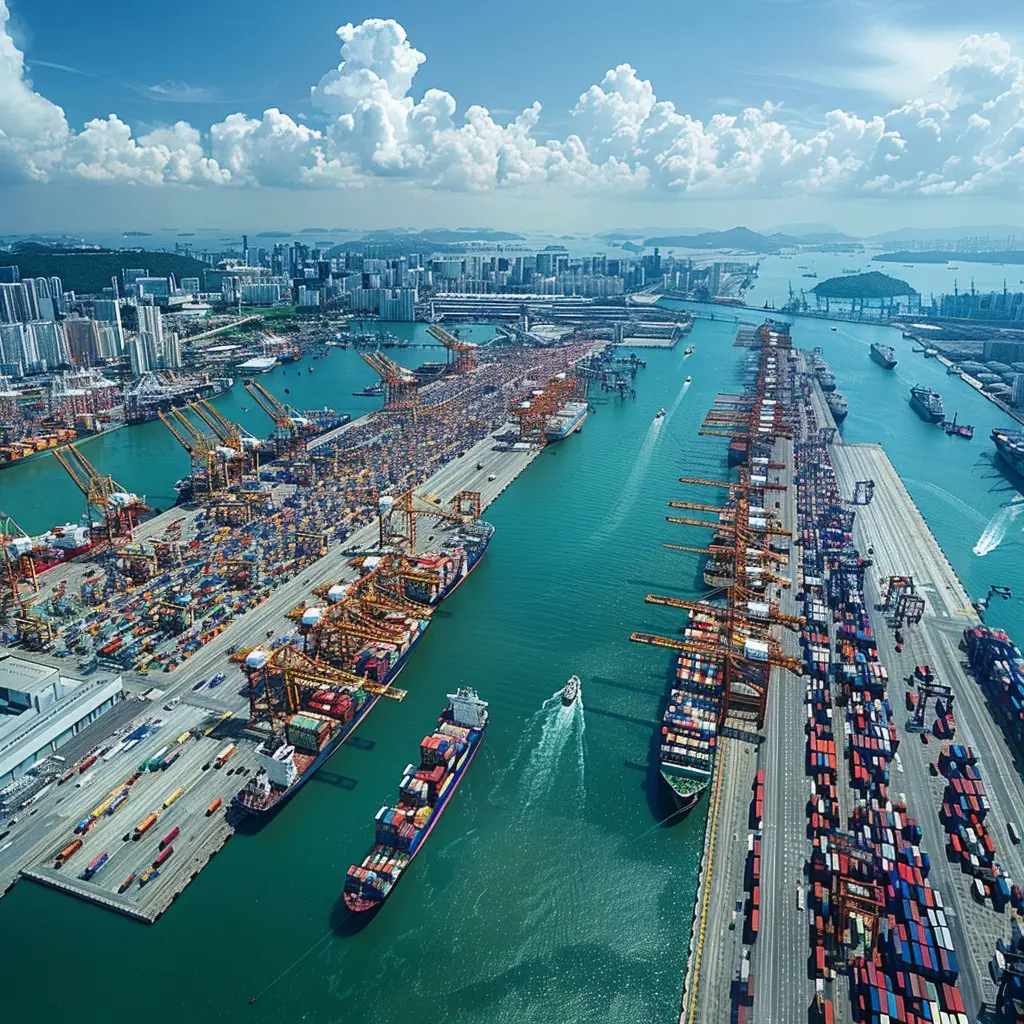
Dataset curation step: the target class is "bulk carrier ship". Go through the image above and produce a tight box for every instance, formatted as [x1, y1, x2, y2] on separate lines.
[235, 523, 494, 816]
[910, 385, 944, 423]
[870, 343, 897, 369]
[343, 687, 488, 912]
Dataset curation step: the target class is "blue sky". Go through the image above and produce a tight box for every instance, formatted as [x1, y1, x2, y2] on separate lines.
[2, 0, 1023, 235]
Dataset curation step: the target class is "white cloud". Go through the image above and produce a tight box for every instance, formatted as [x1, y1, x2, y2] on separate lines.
[1, 6, 1023, 201]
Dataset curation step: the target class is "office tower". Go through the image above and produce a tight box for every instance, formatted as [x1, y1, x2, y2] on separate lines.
[28, 320, 67, 369]
[64, 317, 102, 366]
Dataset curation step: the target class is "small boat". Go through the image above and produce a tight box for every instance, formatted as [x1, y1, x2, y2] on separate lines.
[684, 376, 692, 385]
[655, 408, 665, 419]
[830, 327, 837, 332]
[562, 675, 581, 706]
[684, 346, 694, 356]
[943, 413, 973, 440]
[947, 365, 962, 375]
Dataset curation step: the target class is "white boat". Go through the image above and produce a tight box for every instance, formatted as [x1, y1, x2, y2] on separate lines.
[685, 376, 691, 385]
[655, 408, 665, 419]
[562, 675, 580, 706]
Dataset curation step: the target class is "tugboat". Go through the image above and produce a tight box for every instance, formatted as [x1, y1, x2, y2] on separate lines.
[561, 675, 581, 707]
[943, 413, 973, 440]
[655, 408, 666, 419]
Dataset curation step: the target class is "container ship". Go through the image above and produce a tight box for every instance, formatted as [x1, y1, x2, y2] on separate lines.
[3, 522, 101, 575]
[0, 428, 78, 470]
[658, 650, 721, 816]
[992, 427, 1024, 484]
[826, 391, 848, 423]
[910, 385, 944, 423]
[343, 687, 488, 912]
[235, 522, 495, 816]
[869, 343, 897, 369]
[124, 373, 233, 426]
[545, 400, 588, 442]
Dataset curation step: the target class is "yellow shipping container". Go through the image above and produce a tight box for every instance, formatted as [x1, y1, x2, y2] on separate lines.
[163, 787, 184, 808]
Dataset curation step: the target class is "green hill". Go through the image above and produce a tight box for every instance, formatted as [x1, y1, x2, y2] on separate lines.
[812, 271, 917, 299]
[0, 245, 211, 295]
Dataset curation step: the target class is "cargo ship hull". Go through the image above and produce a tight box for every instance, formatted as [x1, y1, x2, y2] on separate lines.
[545, 401, 588, 442]
[870, 344, 897, 370]
[235, 691, 383, 816]
[660, 769, 709, 816]
[345, 734, 484, 913]
[238, 525, 493, 817]
[993, 431, 1024, 488]
[910, 388, 944, 423]
[343, 693, 487, 913]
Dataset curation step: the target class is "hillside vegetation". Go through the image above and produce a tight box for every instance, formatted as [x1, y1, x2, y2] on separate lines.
[0, 245, 210, 295]
[812, 271, 918, 299]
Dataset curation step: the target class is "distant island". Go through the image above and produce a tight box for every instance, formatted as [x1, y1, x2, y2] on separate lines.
[122, 231, 151, 237]
[813, 271, 917, 299]
[874, 250, 1024, 266]
[299, 227, 329, 234]
[621, 241, 643, 253]
[256, 230, 292, 238]
[645, 226, 783, 252]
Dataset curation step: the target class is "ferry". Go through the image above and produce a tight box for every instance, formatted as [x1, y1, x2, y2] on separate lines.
[562, 675, 580, 706]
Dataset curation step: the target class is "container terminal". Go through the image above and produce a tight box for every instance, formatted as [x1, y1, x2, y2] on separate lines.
[0, 328, 632, 922]
[637, 320, 1024, 1024]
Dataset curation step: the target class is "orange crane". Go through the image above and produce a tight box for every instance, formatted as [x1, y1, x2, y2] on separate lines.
[359, 352, 420, 414]
[158, 408, 239, 495]
[426, 323, 477, 373]
[53, 443, 149, 544]
[0, 512, 39, 616]
[378, 489, 463, 551]
[244, 379, 309, 456]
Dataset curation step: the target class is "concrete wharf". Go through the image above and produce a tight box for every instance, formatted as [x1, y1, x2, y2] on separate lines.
[679, 347, 1024, 1023]
[0, 425, 542, 922]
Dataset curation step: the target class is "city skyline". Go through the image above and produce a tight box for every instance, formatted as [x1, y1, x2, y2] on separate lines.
[1, 0, 1023, 234]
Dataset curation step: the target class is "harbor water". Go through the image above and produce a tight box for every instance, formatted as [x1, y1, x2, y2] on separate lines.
[3, 308, 1024, 1022]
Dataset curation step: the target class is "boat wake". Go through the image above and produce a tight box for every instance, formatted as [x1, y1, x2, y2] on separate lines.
[595, 416, 663, 538]
[905, 479, 987, 529]
[664, 380, 691, 424]
[973, 500, 1024, 556]
[495, 688, 586, 809]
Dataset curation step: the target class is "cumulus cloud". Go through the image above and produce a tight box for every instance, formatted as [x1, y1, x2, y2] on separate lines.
[2, 5, 1024, 199]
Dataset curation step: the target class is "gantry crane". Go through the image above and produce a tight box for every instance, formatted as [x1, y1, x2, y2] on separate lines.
[238, 643, 407, 731]
[53, 443, 149, 544]
[191, 400, 261, 470]
[0, 512, 39, 617]
[244, 379, 310, 457]
[359, 352, 420, 415]
[158, 408, 240, 496]
[378, 489, 464, 551]
[426, 323, 477, 373]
